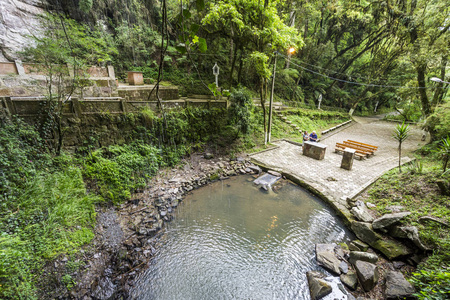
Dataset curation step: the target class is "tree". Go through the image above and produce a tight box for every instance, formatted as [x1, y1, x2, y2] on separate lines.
[21, 14, 116, 154]
[439, 136, 450, 173]
[393, 122, 410, 173]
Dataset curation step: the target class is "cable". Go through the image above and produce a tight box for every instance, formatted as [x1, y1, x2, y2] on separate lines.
[277, 52, 449, 89]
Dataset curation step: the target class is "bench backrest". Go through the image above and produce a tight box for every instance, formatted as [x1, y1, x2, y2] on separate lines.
[346, 140, 378, 150]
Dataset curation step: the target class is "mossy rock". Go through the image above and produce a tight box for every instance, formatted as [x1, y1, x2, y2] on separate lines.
[371, 238, 412, 260]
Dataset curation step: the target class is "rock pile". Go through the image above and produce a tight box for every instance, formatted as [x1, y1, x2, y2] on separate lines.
[309, 242, 416, 299]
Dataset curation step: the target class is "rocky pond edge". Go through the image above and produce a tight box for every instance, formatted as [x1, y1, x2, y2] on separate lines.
[51, 150, 425, 299]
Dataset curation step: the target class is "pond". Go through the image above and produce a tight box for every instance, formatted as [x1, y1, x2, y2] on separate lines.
[130, 175, 353, 299]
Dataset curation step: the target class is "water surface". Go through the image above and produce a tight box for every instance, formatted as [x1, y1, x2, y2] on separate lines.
[131, 175, 353, 299]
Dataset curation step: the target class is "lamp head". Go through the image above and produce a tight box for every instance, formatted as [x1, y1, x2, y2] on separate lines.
[430, 77, 443, 83]
[288, 47, 295, 54]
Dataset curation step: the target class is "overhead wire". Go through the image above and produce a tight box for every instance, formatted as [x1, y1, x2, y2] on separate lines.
[276, 52, 448, 89]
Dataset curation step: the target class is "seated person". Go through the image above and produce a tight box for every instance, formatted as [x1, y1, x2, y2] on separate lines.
[309, 131, 318, 142]
[303, 131, 309, 142]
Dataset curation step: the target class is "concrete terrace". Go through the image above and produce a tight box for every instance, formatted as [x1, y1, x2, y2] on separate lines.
[250, 116, 426, 223]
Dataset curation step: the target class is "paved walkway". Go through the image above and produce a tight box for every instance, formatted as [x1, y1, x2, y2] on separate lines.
[250, 116, 426, 222]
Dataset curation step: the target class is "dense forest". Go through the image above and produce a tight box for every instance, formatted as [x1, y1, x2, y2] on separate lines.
[1, 0, 449, 299]
[25, 0, 449, 140]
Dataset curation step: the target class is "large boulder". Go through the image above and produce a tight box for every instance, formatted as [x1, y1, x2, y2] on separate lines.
[349, 251, 378, 265]
[340, 270, 358, 291]
[372, 212, 411, 230]
[389, 225, 429, 251]
[354, 260, 379, 292]
[372, 238, 412, 260]
[316, 244, 341, 275]
[385, 271, 415, 299]
[351, 202, 374, 223]
[306, 271, 332, 300]
[351, 221, 383, 244]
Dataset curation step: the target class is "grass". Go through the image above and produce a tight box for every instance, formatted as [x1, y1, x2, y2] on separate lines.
[0, 167, 100, 299]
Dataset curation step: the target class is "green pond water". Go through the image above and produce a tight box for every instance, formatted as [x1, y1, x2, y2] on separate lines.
[131, 175, 353, 299]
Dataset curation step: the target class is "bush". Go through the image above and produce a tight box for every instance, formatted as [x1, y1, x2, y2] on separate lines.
[82, 142, 163, 203]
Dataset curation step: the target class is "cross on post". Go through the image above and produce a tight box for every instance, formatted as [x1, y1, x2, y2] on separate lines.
[213, 63, 220, 88]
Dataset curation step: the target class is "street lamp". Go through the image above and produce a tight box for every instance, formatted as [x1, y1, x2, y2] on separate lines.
[430, 77, 450, 84]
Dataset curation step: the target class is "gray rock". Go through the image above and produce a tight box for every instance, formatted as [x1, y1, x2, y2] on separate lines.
[351, 205, 375, 222]
[339, 261, 349, 274]
[349, 251, 378, 264]
[315, 244, 341, 275]
[340, 270, 358, 291]
[316, 251, 341, 275]
[349, 240, 369, 252]
[386, 205, 405, 213]
[248, 165, 262, 174]
[372, 212, 411, 230]
[371, 238, 412, 260]
[393, 261, 406, 269]
[354, 260, 379, 292]
[268, 170, 281, 177]
[204, 152, 214, 159]
[351, 221, 383, 244]
[389, 225, 429, 251]
[306, 271, 332, 300]
[316, 243, 336, 253]
[385, 271, 415, 299]
[91, 276, 116, 300]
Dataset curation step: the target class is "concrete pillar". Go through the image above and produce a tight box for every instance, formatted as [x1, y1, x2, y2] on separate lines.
[15, 60, 26, 75]
[107, 65, 115, 79]
[341, 148, 356, 170]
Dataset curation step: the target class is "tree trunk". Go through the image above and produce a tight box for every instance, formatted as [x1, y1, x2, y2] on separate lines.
[416, 63, 430, 117]
[398, 142, 402, 173]
[260, 82, 267, 144]
[229, 44, 239, 88]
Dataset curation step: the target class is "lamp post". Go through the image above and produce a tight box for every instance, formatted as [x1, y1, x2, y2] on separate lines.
[213, 63, 220, 88]
[267, 53, 277, 144]
[430, 77, 450, 84]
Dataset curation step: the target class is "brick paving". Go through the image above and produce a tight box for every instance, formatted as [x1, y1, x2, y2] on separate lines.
[250, 116, 426, 220]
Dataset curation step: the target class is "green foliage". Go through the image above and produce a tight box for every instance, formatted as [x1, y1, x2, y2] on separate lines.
[406, 160, 424, 175]
[228, 88, 254, 136]
[82, 142, 162, 203]
[79, 0, 93, 13]
[0, 167, 98, 298]
[410, 270, 450, 300]
[426, 101, 450, 142]
[0, 118, 51, 203]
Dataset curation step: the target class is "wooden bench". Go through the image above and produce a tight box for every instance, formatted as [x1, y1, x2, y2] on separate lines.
[346, 140, 378, 151]
[335, 144, 367, 160]
[342, 141, 375, 155]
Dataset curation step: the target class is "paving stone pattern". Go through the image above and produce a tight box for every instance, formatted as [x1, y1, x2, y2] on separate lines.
[251, 116, 426, 217]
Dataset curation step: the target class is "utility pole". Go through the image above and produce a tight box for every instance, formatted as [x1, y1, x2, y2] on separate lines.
[267, 52, 277, 144]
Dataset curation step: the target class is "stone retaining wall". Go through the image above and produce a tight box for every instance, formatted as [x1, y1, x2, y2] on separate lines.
[117, 86, 179, 101]
[1, 96, 228, 118]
